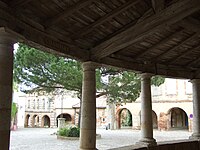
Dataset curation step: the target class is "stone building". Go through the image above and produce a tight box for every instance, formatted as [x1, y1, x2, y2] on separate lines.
[115, 78, 193, 131]
[23, 91, 107, 128]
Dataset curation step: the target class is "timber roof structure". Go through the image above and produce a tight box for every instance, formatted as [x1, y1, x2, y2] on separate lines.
[1, 0, 200, 79]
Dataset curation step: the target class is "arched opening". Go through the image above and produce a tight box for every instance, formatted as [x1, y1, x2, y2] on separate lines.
[152, 110, 158, 129]
[56, 113, 72, 127]
[117, 108, 132, 129]
[24, 114, 30, 127]
[168, 107, 188, 130]
[41, 115, 50, 128]
[139, 110, 158, 129]
[32, 115, 39, 127]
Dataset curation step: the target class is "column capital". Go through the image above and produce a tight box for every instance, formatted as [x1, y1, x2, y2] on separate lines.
[190, 79, 200, 84]
[140, 73, 154, 80]
[82, 61, 100, 71]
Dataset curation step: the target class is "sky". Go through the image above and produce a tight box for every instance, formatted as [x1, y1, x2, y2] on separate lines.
[14, 43, 19, 52]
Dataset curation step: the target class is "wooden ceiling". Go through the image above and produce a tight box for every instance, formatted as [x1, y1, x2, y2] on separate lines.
[0, 0, 200, 79]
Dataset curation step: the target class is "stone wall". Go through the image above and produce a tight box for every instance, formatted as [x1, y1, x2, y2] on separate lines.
[110, 139, 199, 150]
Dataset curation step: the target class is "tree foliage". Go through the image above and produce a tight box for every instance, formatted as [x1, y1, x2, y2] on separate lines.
[14, 44, 82, 94]
[14, 43, 164, 104]
[11, 102, 18, 119]
[104, 71, 164, 104]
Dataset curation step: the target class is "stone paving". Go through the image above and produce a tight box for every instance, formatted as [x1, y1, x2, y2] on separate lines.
[10, 128, 191, 150]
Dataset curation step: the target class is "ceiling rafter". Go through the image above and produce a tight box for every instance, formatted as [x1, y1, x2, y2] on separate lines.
[44, 0, 95, 29]
[186, 54, 200, 67]
[0, 7, 89, 61]
[72, 0, 140, 39]
[90, 0, 200, 60]
[152, 32, 199, 61]
[9, 0, 33, 8]
[179, 17, 200, 32]
[151, 0, 165, 13]
[178, 18, 200, 67]
[110, 53, 197, 76]
[168, 44, 200, 65]
[86, 9, 152, 50]
[99, 57, 195, 79]
[133, 29, 184, 59]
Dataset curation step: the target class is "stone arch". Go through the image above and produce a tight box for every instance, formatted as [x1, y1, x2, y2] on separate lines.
[139, 110, 158, 129]
[32, 115, 39, 127]
[168, 107, 188, 129]
[24, 114, 30, 127]
[152, 110, 158, 129]
[56, 113, 72, 127]
[41, 115, 50, 128]
[116, 108, 132, 129]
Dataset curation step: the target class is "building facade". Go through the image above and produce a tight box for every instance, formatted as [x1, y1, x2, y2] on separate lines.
[115, 78, 193, 131]
[23, 91, 107, 128]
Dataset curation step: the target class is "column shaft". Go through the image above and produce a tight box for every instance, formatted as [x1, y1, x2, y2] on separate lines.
[80, 62, 97, 150]
[190, 79, 200, 139]
[139, 73, 156, 146]
[0, 34, 14, 150]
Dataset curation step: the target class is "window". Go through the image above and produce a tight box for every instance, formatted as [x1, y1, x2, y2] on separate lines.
[43, 99, 45, 109]
[28, 100, 30, 109]
[33, 99, 35, 109]
[37, 99, 39, 109]
[48, 100, 51, 110]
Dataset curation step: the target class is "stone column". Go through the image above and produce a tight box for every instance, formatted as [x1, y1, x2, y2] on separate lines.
[190, 79, 200, 139]
[0, 30, 15, 150]
[139, 73, 156, 146]
[80, 62, 97, 150]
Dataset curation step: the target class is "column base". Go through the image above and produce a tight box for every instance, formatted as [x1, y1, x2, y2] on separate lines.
[189, 133, 200, 140]
[136, 138, 157, 147]
[80, 148, 98, 150]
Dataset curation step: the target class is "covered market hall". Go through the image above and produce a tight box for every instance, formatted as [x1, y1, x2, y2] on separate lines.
[0, 0, 200, 149]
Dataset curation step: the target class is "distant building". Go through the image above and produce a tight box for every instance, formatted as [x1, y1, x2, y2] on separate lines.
[21, 91, 107, 128]
[114, 78, 193, 131]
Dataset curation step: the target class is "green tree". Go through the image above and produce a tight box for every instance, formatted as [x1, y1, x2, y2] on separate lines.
[11, 102, 18, 126]
[103, 71, 164, 104]
[11, 102, 17, 119]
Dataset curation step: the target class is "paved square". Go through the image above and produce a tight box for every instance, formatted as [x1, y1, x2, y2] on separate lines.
[10, 128, 190, 150]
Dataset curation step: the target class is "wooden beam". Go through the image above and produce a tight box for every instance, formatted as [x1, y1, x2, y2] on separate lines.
[168, 44, 200, 65]
[98, 57, 195, 79]
[179, 17, 200, 32]
[9, 0, 33, 7]
[133, 29, 184, 59]
[152, 32, 199, 61]
[44, 0, 95, 29]
[93, 9, 152, 51]
[193, 69, 200, 78]
[72, 0, 140, 39]
[91, 0, 200, 60]
[0, 8, 89, 61]
[151, 0, 165, 13]
[186, 55, 200, 67]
